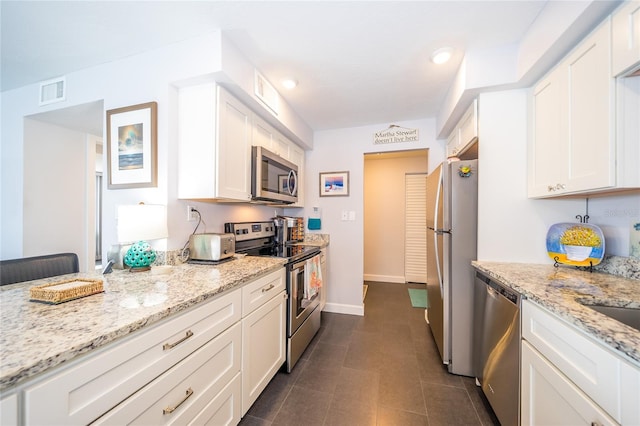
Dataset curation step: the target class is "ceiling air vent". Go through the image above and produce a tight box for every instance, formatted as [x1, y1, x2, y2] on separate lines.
[254, 71, 279, 115]
[39, 77, 66, 106]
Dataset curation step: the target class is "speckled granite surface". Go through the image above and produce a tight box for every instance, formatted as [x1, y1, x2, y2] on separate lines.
[472, 261, 640, 366]
[302, 233, 330, 247]
[0, 256, 285, 391]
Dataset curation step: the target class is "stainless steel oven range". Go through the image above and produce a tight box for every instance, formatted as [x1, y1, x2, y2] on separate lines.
[224, 220, 322, 372]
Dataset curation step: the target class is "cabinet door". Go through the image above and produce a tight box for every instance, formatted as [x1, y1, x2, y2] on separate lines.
[217, 87, 252, 201]
[612, 1, 640, 76]
[252, 115, 275, 151]
[458, 99, 478, 153]
[272, 132, 290, 159]
[241, 291, 287, 416]
[521, 341, 617, 426]
[0, 393, 18, 426]
[528, 69, 568, 197]
[564, 20, 615, 193]
[446, 128, 459, 158]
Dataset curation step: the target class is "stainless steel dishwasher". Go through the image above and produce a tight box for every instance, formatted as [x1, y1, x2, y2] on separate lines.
[473, 271, 521, 426]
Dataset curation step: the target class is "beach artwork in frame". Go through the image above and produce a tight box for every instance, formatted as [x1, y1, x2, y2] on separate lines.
[319, 171, 349, 197]
[106, 102, 157, 189]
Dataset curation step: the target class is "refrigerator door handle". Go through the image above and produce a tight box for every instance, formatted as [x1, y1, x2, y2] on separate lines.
[434, 232, 444, 296]
[434, 167, 445, 296]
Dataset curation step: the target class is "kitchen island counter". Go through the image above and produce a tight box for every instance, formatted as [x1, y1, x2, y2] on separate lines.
[0, 256, 286, 391]
[472, 261, 640, 365]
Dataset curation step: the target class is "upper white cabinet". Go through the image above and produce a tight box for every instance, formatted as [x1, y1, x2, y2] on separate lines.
[446, 99, 478, 158]
[612, 0, 640, 76]
[253, 115, 288, 159]
[529, 19, 623, 198]
[179, 83, 306, 205]
[178, 83, 253, 202]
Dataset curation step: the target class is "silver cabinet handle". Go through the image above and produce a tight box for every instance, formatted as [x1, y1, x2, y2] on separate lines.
[163, 387, 193, 415]
[163, 330, 194, 351]
[262, 284, 275, 293]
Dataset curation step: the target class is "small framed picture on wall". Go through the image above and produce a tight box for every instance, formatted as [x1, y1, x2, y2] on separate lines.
[319, 171, 349, 197]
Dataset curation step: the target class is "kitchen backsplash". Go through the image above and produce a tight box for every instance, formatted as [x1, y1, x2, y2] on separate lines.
[594, 255, 640, 280]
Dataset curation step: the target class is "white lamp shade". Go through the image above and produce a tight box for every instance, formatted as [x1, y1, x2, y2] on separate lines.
[117, 204, 168, 243]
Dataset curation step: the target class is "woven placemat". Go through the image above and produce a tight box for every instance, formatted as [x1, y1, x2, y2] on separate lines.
[30, 278, 104, 304]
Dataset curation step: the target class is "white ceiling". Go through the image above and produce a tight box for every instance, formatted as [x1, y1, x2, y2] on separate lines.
[0, 1, 610, 133]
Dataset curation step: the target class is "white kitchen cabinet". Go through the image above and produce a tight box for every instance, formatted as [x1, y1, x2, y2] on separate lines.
[521, 300, 640, 425]
[252, 114, 276, 152]
[528, 19, 616, 198]
[446, 99, 478, 158]
[528, 69, 568, 196]
[241, 269, 286, 416]
[93, 323, 242, 425]
[612, 0, 640, 77]
[0, 393, 18, 426]
[23, 289, 242, 425]
[253, 115, 288, 159]
[178, 83, 252, 202]
[521, 341, 618, 426]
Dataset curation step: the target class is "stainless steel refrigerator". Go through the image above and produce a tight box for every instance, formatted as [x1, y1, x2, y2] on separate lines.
[426, 158, 478, 377]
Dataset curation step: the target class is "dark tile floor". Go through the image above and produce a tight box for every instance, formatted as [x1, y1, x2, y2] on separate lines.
[240, 281, 499, 426]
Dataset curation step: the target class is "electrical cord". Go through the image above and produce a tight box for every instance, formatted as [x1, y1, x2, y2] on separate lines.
[179, 207, 205, 262]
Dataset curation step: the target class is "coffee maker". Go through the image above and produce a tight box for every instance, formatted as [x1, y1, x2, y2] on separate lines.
[273, 216, 304, 244]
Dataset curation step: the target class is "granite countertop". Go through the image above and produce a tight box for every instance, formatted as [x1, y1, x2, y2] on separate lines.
[298, 233, 330, 248]
[472, 261, 640, 365]
[0, 256, 286, 391]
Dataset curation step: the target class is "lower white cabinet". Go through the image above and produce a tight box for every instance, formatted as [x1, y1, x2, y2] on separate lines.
[23, 289, 242, 425]
[521, 300, 640, 425]
[241, 270, 286, 416]
[0, 393, 18, 426]
[11, 267, 288, 426]
[93, 323, 242, 425]
[521, 341, 617, 426]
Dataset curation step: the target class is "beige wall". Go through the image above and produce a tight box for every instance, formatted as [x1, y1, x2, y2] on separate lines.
[363, 150, 428, 283]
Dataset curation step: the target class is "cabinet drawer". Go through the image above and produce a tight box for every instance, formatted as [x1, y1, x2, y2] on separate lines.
[242, 268, 285, 316]
[93, 322, 241, 425]
[522, 300, 621, 421]
[24, 290, 241, 425]
[521, 341, 617, 426]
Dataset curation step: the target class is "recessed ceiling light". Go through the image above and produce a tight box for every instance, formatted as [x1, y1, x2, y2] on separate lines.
[431, 47, 453, 65]
[281, 78, 298, 90]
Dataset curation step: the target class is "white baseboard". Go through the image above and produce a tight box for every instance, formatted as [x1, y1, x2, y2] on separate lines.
[323, 302, 364, 316]
[363, 274, 405, 283]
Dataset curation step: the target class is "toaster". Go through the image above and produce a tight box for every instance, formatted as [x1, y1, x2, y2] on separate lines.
[189, 233, 235, 261]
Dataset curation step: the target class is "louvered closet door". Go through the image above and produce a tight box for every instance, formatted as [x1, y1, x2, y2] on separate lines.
[405, 173, 427, 283]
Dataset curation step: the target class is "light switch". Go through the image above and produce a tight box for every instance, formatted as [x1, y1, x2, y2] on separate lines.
[341, 211, 348, 221]
[348, 211, 356, 221]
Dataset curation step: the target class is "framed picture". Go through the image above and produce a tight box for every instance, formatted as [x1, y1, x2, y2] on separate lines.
[279, 175, 289, 193]
[106, 102, 157, 189]
[319, 171, 349, 197]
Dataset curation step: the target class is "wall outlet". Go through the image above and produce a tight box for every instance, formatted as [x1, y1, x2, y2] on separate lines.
[187, 205, 198, 221]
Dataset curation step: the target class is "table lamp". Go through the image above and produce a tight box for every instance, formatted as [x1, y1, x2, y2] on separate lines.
[117, 203, 168, 272]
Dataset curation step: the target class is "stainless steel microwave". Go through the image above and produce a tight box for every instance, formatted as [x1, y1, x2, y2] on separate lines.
[251, 146, 298, 204]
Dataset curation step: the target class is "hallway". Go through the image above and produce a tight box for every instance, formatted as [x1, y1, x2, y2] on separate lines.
[240, 281, 499, 425]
